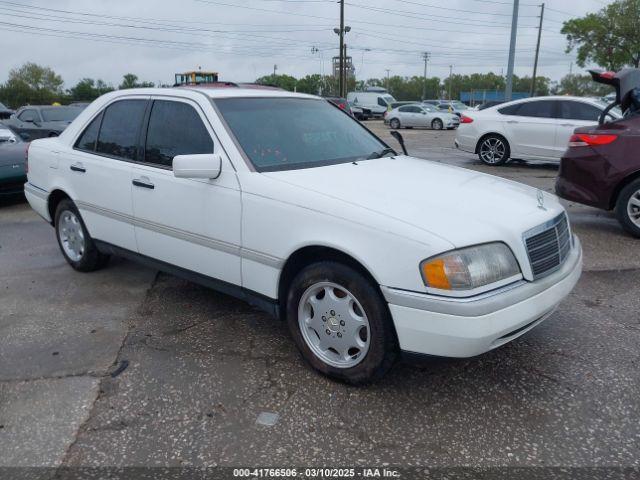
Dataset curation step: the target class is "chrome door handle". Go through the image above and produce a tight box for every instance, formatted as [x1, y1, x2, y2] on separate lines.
[560, 123, 576, 127]
[132, 178, 154, 189]
[506, 120, 519, 124]
[70, 163, 86, 173]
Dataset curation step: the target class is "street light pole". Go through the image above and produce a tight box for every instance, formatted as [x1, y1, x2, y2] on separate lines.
[448, 65, 453, 100]
[505, 0, 520, 101]
[339, 0, 345, 97]
[422, 52, 430, 101]
[385, 69, 391, 91]
[530, 3, 544, 97]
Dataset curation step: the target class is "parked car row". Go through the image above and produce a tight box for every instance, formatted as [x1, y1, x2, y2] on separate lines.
[0, 124, 27, 196]
[2, 105, 84, 141]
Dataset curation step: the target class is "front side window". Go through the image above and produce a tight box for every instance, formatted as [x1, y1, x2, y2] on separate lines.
[398, 106, 411, 112]
[559, 101, 601, 122]
[513, 100, 557, 118]
[18, 109, 39, 122]
[74, 112, 103, 152]
[144, 100, 213, 168]
[377, 97, 388, 107]
[96, 100, 147, 160]
[215, 97, 388, 172]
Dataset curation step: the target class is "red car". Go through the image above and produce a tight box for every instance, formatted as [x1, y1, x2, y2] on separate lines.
[556, 69, 640, 237]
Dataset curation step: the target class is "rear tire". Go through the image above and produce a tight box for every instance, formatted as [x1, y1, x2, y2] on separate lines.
[389, 118, 401, 129]
[615, 178, 640, 238]
[55, 199, 109, 272]
[286, 261, 397, 384]
[477, 134, 510, 166]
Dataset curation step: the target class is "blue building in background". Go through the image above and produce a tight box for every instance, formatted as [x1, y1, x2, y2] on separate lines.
[460, 90, 529, 106]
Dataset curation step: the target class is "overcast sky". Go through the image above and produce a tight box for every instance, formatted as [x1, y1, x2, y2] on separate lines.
[1, 0, 611, 88]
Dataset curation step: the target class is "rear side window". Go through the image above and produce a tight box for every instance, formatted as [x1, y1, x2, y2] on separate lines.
[74, 112, 103, 152]
[96, 100, 147, 160]
[510, 100, 557, 118]
[559, 101, 601, 121]
[144, 100, 213, 168]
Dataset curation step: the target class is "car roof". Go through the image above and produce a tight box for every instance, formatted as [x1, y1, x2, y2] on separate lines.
[111, 87, 318, 101]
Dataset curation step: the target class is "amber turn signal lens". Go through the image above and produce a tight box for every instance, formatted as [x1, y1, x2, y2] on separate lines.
[421, 259, 452, 290]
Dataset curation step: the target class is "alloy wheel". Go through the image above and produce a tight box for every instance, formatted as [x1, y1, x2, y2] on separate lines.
[297, 282, 370, 369]
[58, 210, 86, 262]
[627, 189, 640, 227]
[480, 137, 506, 164]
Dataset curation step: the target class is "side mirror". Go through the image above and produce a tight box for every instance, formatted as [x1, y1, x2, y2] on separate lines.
[173, 153, 222, 179]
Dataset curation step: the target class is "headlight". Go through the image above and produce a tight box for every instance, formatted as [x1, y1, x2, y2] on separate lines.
[420, 243, 521, 294]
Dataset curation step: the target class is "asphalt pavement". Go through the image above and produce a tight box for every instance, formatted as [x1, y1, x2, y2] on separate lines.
[1, 125, 639, 474]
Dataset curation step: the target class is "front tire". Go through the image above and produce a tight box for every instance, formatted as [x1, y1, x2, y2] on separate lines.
[286, 261, 397, 384]
[478, 134, 510, 166]
[55, 199, 109, 271]
[389, 118, 401, 129]
[431, 118, 444, 130]
[615, 178, 640, 238]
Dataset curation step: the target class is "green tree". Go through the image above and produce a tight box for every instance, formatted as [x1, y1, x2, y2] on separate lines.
[0, 62, 63, 107]
[68, 78, 114, 101]
[552, 74, 613, 96]
[119, 74, 154, 90]
[562, 0, 640, 69]
[255, 73, 298, 92]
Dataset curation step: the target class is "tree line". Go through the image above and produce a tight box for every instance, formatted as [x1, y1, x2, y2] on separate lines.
[1, 62, 617, 110]
[0, 63, 155, 109]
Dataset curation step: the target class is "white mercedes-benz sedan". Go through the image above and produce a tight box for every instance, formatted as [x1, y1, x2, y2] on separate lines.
[24, 87, 582, 384]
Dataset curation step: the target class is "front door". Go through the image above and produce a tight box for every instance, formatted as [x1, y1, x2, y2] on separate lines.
[131, 98, 242, 286]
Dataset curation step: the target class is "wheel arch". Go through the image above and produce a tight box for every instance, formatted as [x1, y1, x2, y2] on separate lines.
[47, 189, 72, 225]
[610, 168, 640, 210]
[475, 132, 510, 154]
[277, 245, 382, 320]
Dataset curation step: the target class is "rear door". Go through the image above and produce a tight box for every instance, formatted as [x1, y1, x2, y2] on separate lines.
[502, 100, 559, 159]
[555, 100, 603, 155]
[131, 97, 242, 285]
[64, 97, 148, 251]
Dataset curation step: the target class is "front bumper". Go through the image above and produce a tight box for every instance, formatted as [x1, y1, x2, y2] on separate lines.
[383, 236, 583, 358]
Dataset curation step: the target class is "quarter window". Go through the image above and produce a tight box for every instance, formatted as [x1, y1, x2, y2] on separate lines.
[74, 112, 103, 152]
[559, 101, 601, 121]
[96, 100, 147, 161]
[144, 100, 213, 168]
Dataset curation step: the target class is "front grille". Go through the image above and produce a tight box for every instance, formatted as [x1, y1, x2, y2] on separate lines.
[524, 213, 571, 279]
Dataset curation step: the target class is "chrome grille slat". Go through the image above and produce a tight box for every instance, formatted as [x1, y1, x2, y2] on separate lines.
[524, 213, 572, 279]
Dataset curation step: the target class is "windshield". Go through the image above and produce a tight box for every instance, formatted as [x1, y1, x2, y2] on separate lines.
[215, 97, 388, 172]
[41, 107, 83, 122]
[0, 102, 8, 110]
[451, 102, 469, 110]
[423, 105, 436, 112]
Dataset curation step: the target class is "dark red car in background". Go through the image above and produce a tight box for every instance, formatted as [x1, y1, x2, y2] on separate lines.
[556, 69, 640, 237]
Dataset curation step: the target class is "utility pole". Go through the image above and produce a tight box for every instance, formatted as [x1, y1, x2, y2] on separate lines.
[530, 2, 544, 97]
[339, 0, 345, 97]
[505, 0, 519, 101]
[385, 69, 391, 91]
[422, 52, 430, 100]
[448, 65, 453, 100]
[273, 64, 277, 77]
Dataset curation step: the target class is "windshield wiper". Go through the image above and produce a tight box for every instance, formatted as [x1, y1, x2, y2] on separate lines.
[366, 147, 396, 159]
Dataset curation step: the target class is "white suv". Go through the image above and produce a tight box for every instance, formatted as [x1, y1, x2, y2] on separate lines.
[24, 87, 582, 383]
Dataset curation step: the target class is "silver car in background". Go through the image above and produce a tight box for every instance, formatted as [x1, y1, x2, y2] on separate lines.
[385, 104, 459, 130]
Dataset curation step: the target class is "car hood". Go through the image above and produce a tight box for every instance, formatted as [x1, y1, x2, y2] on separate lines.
[263, 155, 564, 248]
